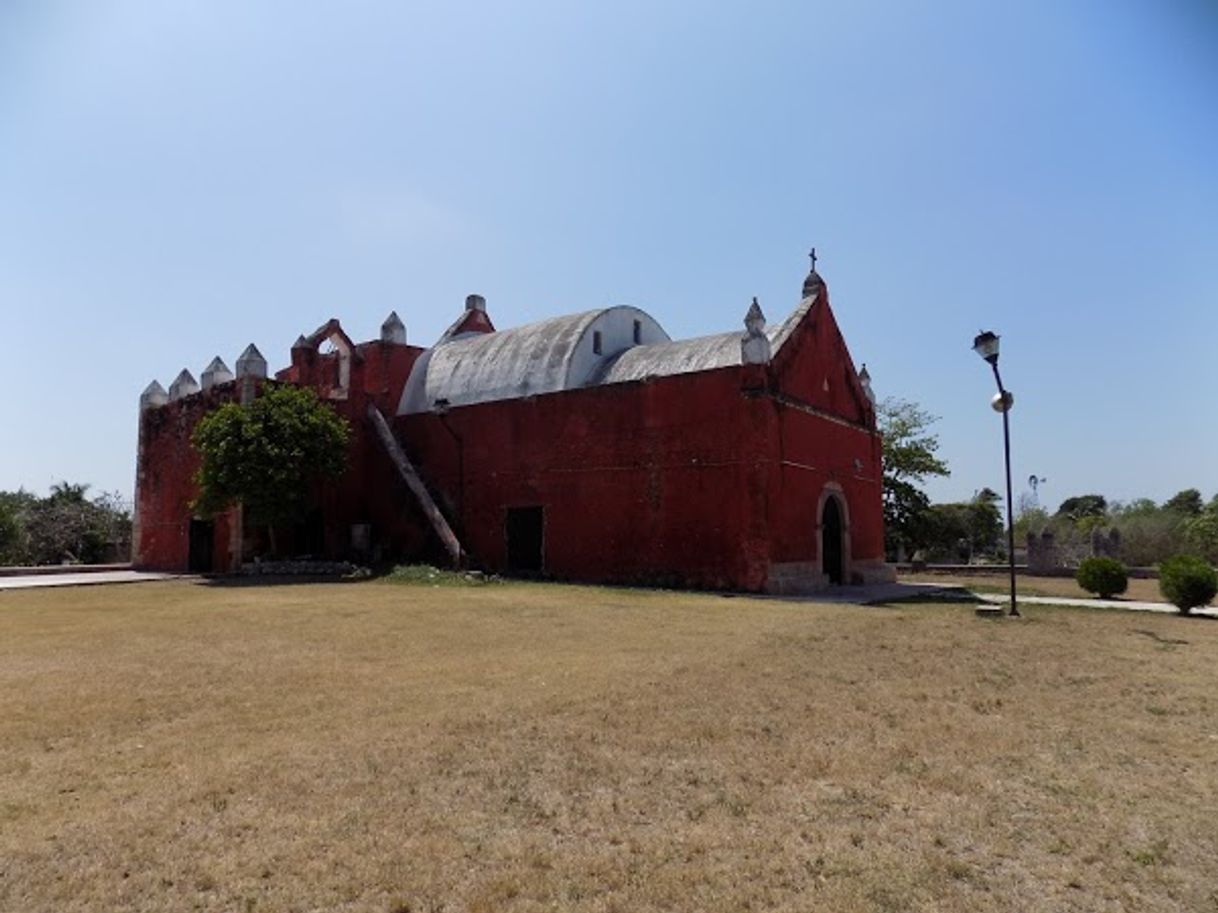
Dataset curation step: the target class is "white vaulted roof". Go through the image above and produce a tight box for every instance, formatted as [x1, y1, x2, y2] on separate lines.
[398, 306, 669, 414]
[396, 291, 819, 415]
[592, 333, 741, 385]
[591, 298, 812, 385]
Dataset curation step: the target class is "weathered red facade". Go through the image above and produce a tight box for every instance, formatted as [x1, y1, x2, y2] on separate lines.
[134, 270, 893, 592]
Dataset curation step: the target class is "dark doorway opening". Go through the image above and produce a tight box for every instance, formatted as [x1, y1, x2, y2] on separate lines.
[505, 506, 544, 575]
[299, 508, 325, 557]
[822, 496, 844, 585]
[188, 518, 215, 573]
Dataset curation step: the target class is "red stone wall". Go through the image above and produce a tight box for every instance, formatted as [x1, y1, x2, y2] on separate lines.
[135, 329, 428, 572]
[398, 366, 776, 589]
[134, 293, 887, 590]
[134, 384, 245, 571]
[765, 405, 885, 567]
[395, 359, 884, 591]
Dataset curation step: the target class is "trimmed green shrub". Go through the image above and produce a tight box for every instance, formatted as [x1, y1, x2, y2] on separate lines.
[386, 564, 497, 587]
[1158, 555, 1218, 614]
[1076, 556, 1128, 599]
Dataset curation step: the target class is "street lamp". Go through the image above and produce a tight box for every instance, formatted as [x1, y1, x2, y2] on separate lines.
[973, 330, 1019, 617]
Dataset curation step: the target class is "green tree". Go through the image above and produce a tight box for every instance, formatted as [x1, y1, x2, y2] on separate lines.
[1112, 498, 1159, 517]
[24, 499, 108, 564]
[192, 385, 351, 554]
[1163, 488, 1204, 516]
[0, 486, 129, 567]
[0, 501, 20, 565]
[965, 491, 1004, 555]
[48, 481, 90, 503]
[1185, 505, 1218, 563]
[1056, 494, 1108, 522]
[919, 496, 1003, 561]
[877, 398, 950, 558]
[0, 490, 37, 566]
[920, 503, 971, 560]
[1013, 505, 1050, 541]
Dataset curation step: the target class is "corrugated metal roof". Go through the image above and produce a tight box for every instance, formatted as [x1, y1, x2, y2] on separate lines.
[593, 333, 741, 385]
[400, 306, 670, 413]
[423, 310, 602, 409]
[398, 292, 820, 413]
[592, 294, 814, 385]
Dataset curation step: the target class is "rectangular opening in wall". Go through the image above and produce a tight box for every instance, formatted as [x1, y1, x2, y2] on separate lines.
[633, 319, 641, 344]
[592, 330, 603, 355]
[188, 518, 214, 573]
[505, 505, 544, 575]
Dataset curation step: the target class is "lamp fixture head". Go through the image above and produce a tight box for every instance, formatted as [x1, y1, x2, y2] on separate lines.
[973, 330, 1000, 365]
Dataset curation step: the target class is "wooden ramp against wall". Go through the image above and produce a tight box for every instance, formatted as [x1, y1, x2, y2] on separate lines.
[367, 404, 465, 567]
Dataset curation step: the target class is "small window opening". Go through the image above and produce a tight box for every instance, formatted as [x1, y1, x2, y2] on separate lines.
[592, 330, 603, 355]
[632, 319, 642, 344]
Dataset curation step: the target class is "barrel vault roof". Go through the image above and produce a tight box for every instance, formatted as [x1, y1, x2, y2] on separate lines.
[399, 292, 820, 414]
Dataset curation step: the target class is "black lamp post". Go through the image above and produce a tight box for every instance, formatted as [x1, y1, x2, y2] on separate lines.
[972, 330, 1019, 618]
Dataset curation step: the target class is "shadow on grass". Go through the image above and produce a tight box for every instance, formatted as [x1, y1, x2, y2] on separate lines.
[869, 591, 983, 609]
[196, 574, 365, 588]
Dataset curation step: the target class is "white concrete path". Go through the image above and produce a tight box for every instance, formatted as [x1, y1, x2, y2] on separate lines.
[0, 570, 179, 591]
[787, 581, 1218, 619]
[976, 591, 1217, 619]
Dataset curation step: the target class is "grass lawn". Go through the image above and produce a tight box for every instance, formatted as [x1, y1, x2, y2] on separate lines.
[2, 578, 1216, 912]
[900, 571, 1166, 604]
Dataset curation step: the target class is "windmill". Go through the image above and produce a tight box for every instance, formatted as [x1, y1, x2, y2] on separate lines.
[1027, 475, 1047, 508]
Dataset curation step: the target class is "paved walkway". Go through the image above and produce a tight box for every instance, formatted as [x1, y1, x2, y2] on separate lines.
[975, 591, 1217, 619]
[0, 570, 179, 591]
[788, 581, 1217, 619]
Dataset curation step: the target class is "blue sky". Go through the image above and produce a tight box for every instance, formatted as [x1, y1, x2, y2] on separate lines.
[3, 0, 1216, 511]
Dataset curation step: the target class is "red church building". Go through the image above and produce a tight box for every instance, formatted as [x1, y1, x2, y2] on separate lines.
[132, 261, 894, 593]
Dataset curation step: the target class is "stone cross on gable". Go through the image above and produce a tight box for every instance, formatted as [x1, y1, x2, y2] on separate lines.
[809, 247, 817, 272]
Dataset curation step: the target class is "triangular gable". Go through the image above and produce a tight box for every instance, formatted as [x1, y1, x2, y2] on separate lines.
[769, 278, 875, 427]
[438, 308, 496, 344]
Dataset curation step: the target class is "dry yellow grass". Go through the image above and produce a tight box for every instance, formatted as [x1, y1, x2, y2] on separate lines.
[2, 578, 1217, 912]
[901, 571, 1165, 603]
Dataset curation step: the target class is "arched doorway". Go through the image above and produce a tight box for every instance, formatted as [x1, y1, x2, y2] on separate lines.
[821, 496, 845, 585]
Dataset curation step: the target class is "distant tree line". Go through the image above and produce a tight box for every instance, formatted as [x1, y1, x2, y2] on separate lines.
[1016, 488, 1218, 567]
[0, 483, 132, 567]
[877, 396, 1218, 567]
[879, 398, 1003, 562]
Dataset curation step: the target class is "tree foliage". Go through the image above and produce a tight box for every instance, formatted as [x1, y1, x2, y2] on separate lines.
[918, 495, 1004, 561]
[877, 398, 950, 557]
[1163, 488, 1203, 516]
[1019, 490, 1218, 568]
[1185, 504, 1218, 564]
[192, 385, 351, 529]
[878, 398, 950, 484]
[0, 485, 130, 566]
[1056, 494, 1108, 521]
[0, 502, 21, 564]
